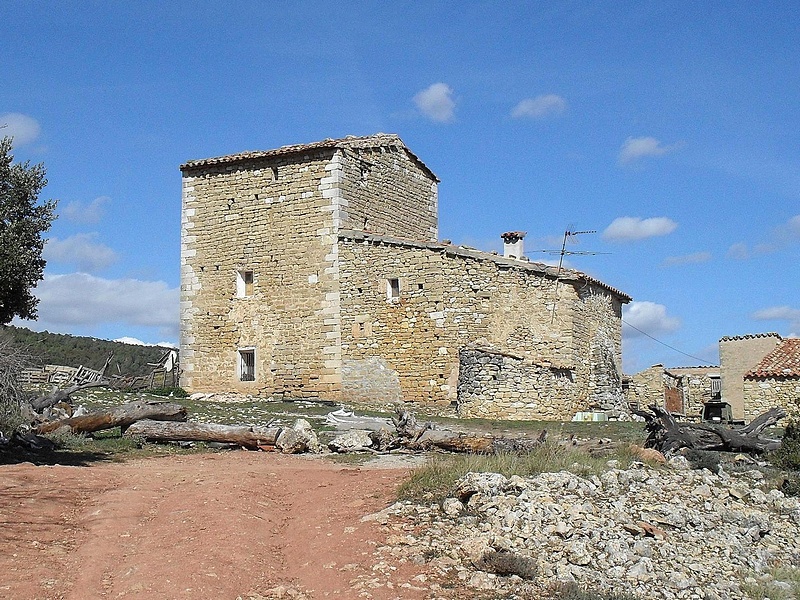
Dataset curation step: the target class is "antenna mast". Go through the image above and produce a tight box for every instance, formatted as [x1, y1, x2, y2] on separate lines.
[550, 229, 597, 324]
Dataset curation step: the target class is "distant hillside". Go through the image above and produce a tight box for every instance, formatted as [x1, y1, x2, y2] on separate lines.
[1, 326, 174, 377]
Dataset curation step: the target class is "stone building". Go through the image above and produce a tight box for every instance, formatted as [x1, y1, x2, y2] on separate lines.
[719, 333, 782, 420]
[742, 338, 800, 420]
[666, 366, 721, 417]
[179, 133, 631, 419]
[625, 333, 800, 423]
[623, 365, 720, 419]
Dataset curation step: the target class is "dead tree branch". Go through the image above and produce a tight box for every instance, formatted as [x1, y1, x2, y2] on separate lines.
[638, 405, 785, 455]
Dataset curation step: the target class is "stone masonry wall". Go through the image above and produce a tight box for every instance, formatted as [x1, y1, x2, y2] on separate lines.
[743, 377, 800, 421]
[667, 367, 719, 419]
[180, 149, 342, 396]
[337, 144, 438, 242]
[719, 334, 781, 420]
[180, 137, 440, 398]
[338, 235, 625, 414]
[572, 288, 627, 416]
[457, 347, 577, 420]
[624, 365, 666, 412]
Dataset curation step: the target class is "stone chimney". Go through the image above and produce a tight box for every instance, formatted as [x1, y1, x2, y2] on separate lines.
[501, 231, 526, 260]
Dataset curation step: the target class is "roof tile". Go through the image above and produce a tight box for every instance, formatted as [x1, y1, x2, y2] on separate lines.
[746, 338, 800, 378]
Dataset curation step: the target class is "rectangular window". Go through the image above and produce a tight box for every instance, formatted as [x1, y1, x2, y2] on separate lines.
[237, 270, 254, 297]
[710, 376, 721, 399]
[239, 349, 255, 382]
[387, 278, 400, 301]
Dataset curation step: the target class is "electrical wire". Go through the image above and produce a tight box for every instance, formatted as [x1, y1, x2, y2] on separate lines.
[622, 318, 716, 366]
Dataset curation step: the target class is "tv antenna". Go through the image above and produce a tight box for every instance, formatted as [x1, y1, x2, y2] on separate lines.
[529, 228, 604, 324]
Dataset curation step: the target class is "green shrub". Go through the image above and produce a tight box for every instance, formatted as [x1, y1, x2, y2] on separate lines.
[769, 421, 800, 472]
[42, 427, 89, 450]
[148, 387, 188, 398]
[549, 582, 639, 600]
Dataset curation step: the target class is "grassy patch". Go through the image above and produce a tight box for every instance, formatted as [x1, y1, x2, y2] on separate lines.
[548, 582, 639, 600]
[742, 566, 800, 600]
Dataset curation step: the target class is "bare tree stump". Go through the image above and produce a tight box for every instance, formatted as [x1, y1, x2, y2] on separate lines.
[638, 405, 785, 455]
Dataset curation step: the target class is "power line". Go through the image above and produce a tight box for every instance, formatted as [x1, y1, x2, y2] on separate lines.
[622, 318, 716, 366]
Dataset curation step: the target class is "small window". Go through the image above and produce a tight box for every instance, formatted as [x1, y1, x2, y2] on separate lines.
[237, 270, 254, 297]
[239, 349, 255, 382]
[710, 376, 722, 400]
[387, 278, 400, 301]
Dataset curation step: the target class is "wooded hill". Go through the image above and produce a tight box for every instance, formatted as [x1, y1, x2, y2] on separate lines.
[2, 325, 174, 377]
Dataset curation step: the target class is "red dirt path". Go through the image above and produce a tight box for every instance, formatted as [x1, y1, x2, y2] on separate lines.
[0, 452, 430, 599]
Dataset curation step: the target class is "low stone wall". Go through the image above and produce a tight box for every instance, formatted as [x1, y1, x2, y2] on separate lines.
[456, 347, 577, 420]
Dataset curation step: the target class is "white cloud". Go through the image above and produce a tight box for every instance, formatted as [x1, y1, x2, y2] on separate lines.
[114, 336, 148, 346]
[662, 251, 712, 267]
[0, 113, 41, 147]
[114, 336, 177, 348]
[29, 273, 178, 333]
[789, 215, 800, 237]
[623, 301, 681, 339]
[511, 94, 566, 119]
[603, 216, 677, 241]
[62, 196, 111, 224]
[726, 242, 750, 260]
[44, 233, 118, 273]
[752, 305, 800, 336]
[618, 136, 678, 165]
[775, 214, 800, 245]
[413, 83, 455, 123]
[727, 215, 800, 260]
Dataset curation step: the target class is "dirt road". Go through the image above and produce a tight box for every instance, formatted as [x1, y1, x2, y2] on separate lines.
[0, 452, 431, 599]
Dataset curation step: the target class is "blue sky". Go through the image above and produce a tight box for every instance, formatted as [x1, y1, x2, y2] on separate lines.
[2, 1, 798, 372]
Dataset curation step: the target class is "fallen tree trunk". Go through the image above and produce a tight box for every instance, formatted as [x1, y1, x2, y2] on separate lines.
[343, 405, 549, 454]
[124, 420, 282, 450]
[37, 401, 187, 434]
[638, 405, 785, 455]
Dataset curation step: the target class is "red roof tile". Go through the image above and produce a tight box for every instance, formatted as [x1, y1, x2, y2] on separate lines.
[746, 338, 800, 378]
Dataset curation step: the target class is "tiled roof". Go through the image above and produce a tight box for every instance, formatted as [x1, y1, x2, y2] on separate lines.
[720, 332, 781, 342]
[338, 229, 632, 303]
[745, 338, 800, 378]
[180, 133, 439, 181]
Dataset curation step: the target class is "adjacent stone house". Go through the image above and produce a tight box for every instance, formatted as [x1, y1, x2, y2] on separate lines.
[623, 365, 720, 419]
[179, 134, 631, 419]
[719, 333, 783, 420]
[743, 338, 800, 420]
[666, 366, 721, 417]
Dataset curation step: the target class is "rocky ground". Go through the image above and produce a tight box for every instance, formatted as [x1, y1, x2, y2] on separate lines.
[372, 455, 800, 599]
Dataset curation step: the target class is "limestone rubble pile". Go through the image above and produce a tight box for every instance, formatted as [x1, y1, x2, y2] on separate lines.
[372, 458, 800, 599]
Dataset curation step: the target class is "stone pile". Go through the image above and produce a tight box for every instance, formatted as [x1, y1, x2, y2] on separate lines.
[371, 459, 800, 599]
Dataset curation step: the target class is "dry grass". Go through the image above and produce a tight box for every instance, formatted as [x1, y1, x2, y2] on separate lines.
[397, 439, 658, 503]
